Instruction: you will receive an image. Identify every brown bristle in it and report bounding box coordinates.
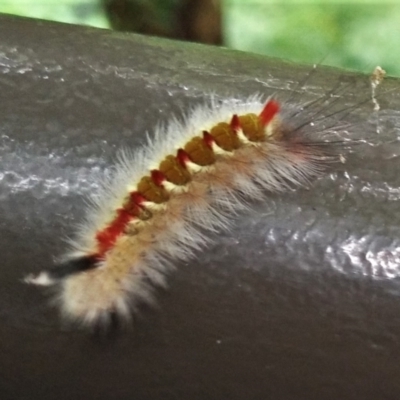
[159,155,191,185]
[239,114,264,141]
[184,136,216,166]
[137,176,169,203]
[210,122,239,151]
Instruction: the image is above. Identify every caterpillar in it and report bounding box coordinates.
[25,89,354,328]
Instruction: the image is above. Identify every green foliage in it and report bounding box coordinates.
[225,1,400,76]
[0,0,108,28]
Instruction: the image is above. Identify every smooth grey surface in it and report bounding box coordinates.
[1,14,400,400]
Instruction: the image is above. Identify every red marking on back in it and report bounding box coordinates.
[129,191,146,205]
[95,191,147,255]
[259,100,280,126]
[151,170,165,186]
[202,131,214,148]
[177,148,190,167]
[96,209,133,255]
[230,114,240,132]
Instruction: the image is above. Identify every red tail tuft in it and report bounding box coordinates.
[259,100,280,126]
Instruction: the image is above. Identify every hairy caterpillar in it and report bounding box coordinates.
[24,86,358,328]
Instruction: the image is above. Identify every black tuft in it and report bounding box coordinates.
[48,255,99,281]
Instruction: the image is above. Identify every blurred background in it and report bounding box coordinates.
[0,0,399,76]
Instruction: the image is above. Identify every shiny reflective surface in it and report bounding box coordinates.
[1,14,400,400]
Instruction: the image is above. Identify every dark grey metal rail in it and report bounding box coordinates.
[1,14,400,400]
